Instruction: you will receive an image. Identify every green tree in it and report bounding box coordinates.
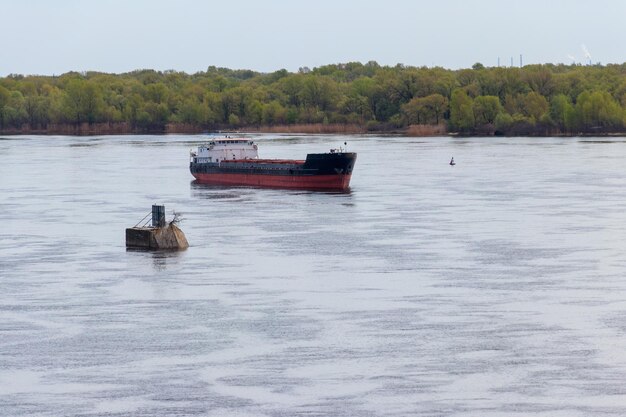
[0,86,9,128]
[228,113,240,126]
[177,97,205,124]
[299,76,338,111]
[495,112,513,132]
[262,101,286,124]
[145,82,169,103]
[520,91,549,122]
[523,66,553,96]
[472,95,502,125]
[575,90,623,131]
[62,79,104,124]
[402,94,448,124]
[23,95,49,127]
[550,94,574,132]
[449,89,474,130]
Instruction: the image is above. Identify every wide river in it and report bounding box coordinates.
[2,134,626,416]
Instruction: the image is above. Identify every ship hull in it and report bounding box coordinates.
[190,152,356,190]
[191,172,352,190]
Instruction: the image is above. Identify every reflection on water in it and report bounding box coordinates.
[190,180,353,198]
[3,134,626,416]
[126,248,185,270]
[190,181,259,201]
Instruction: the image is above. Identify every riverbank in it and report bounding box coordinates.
[0,122,445,136]
[1,122,625,137]
[0,122,204,136]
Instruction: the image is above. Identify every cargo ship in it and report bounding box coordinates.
[189,137,356,190]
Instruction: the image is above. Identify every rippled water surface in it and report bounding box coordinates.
[3,134,626,416]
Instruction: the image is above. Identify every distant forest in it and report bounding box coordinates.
[2,61,626,135]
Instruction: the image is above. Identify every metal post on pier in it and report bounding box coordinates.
[152,205,165,227]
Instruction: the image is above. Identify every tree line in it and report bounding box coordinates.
[2,61,626,135]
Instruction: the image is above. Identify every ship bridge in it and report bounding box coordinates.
[192,138,258,163]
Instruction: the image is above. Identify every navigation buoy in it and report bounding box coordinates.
[450,157,455,166]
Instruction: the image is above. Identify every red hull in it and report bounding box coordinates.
[192,172,352,190]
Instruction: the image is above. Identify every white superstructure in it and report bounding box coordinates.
[191,138,258,163]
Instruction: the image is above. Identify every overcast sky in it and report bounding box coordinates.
[1,0,625,76]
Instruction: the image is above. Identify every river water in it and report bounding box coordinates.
[2,134,626,416]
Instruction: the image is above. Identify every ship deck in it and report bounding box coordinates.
[222,159,306,165]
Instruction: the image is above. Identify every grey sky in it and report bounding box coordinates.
[1,0,625,76]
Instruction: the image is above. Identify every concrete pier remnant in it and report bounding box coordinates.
[126,205,189,250]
